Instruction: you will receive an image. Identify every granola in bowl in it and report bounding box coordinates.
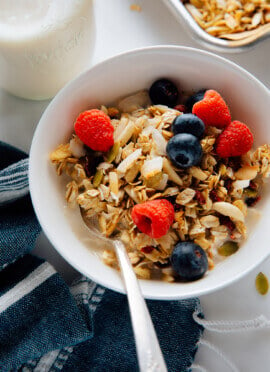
[50,78,270,283]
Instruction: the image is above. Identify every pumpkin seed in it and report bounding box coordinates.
[255,272,269,295]
[93,169,103,188]
[105,142,120,163]
[243,188,257,198]
[217,241,239,257]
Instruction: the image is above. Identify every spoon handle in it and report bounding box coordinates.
[114,240,168,372]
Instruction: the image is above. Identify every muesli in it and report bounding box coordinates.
[184,0,270,39]
[50,78,270,282]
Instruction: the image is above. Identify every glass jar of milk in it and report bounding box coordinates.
[0,0,95,100]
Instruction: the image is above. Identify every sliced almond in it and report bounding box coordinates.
[152,129,167,156]
[234,165,259,180]
[125,161,141,183]
[117,120,135,147]
[117,149,142,175]
[163,158,183,186]
[233,200,247,217]
[213,202,245,222]
[124,185,141,204]
[109,172,119,195]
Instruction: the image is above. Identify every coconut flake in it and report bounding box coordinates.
[233,180,250,190]
[97,162,114,171]
[155,174,168,191]
[69,136,86,158]
[117,149,142,175]
[152,129,167,156]
[118,90,150,113]
[141,157,163,179]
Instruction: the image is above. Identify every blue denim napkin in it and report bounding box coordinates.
[0,141,203,372]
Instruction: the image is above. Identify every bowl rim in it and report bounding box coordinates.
[29,45,270,300]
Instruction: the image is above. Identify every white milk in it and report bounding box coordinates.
[0,0,95,100]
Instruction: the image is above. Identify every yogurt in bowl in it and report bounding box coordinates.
[29,46,270,299]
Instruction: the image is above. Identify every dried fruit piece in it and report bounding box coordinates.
[210,189,222,202]
[82,155,103,178]
[174,104,186,113]
[218,241,239,256]
[195,190,206,205]
[219,215,236,233]
[245,196,261,207]
[141,246,155,254]
[255,272,269,295]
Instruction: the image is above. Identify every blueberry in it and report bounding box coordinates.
[172,113,205,138]
[185,89,207,112]
[171,242,208,281]
[166,133,202,168]
[149,78,179,107]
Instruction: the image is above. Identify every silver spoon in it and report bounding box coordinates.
[81,211,168,372]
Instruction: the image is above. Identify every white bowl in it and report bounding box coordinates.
[29,46,270,300]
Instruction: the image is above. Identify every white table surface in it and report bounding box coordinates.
[1,1,270,371]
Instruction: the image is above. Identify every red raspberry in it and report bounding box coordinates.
[74,109,114,152]
[216,120,253,158]
[131,199,174,239]
[192,90,231,128]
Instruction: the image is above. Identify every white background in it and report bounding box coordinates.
[1,1,270,371]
